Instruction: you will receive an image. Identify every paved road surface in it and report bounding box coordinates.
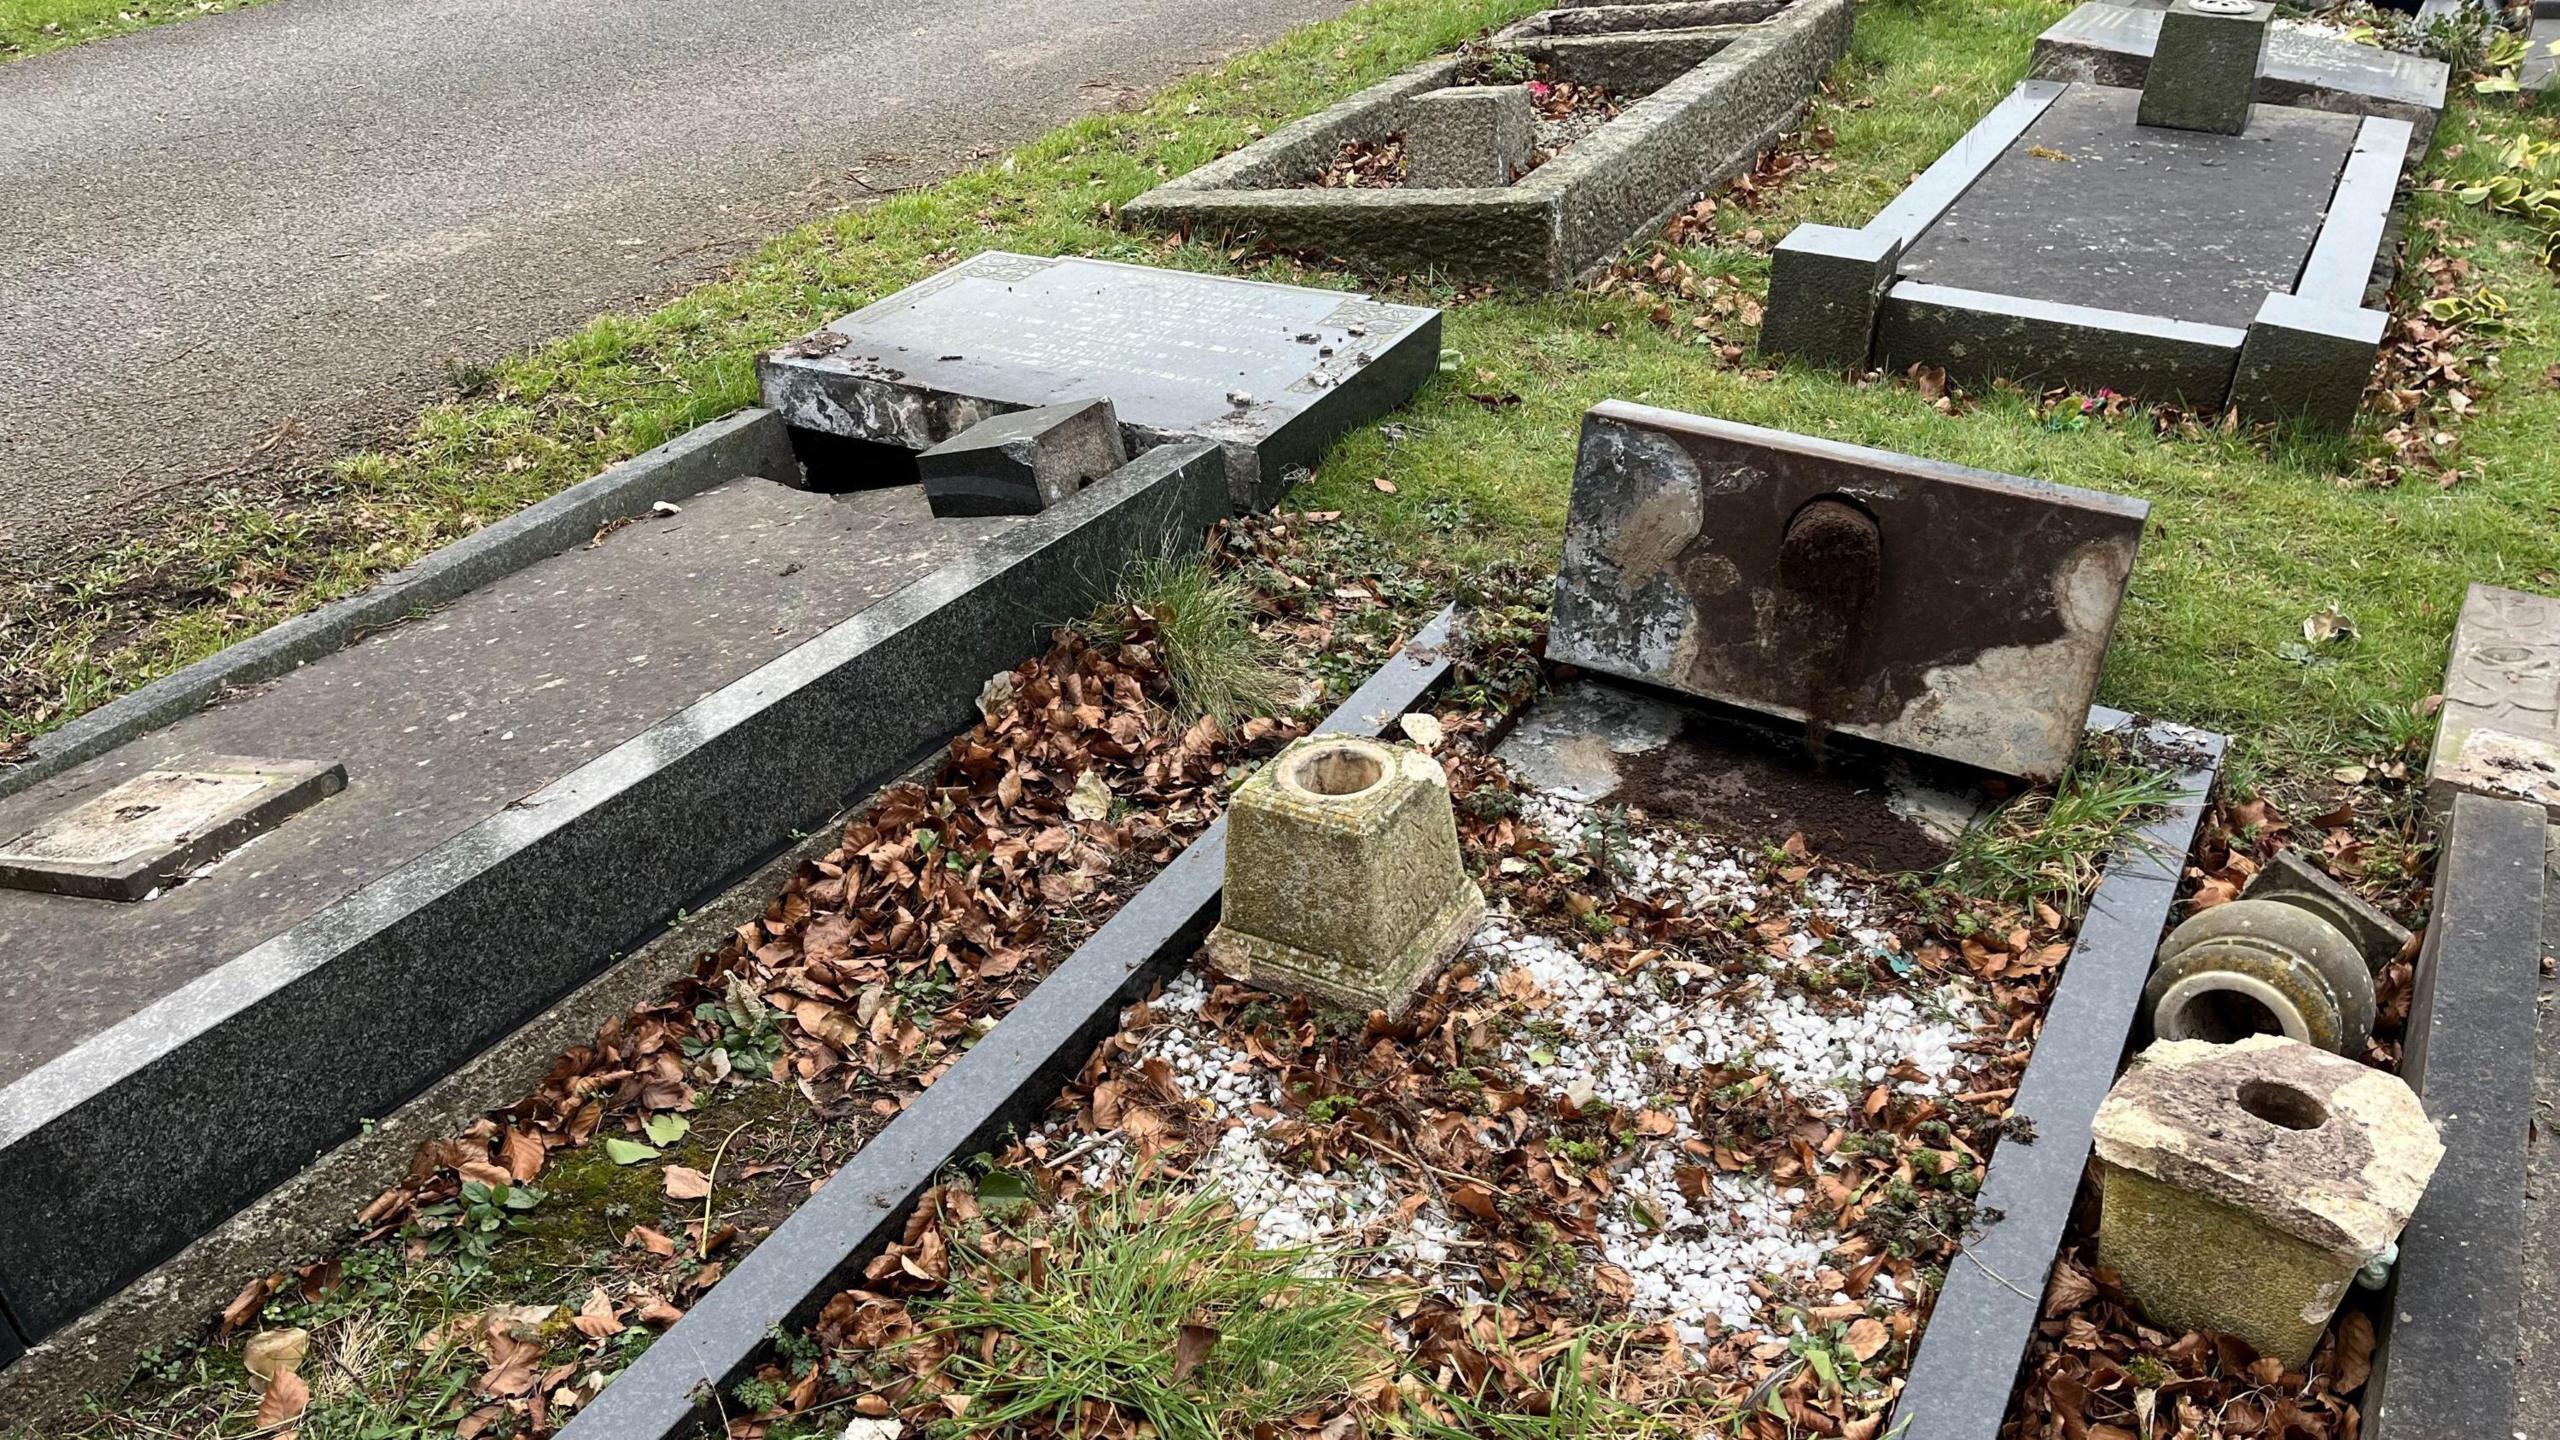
[0,0,1348,571]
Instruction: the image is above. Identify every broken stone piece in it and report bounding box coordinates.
[1402,84,1535,189]
[2137,0,2272,135]
[1206,735,1484,1015]
[2092,1035,2440,1366]
[2246,849,2412,969]
[0,757,347,902]
[916,398,1128,518]
[2424,583,2560,820]
[2144,897,2374,1054]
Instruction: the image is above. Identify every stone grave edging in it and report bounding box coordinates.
[554,606,1459,1440]
[1889,709,2229,1440]
[0,407,801,804]
[1118,0,1852,287]
[0,441,1231,1352]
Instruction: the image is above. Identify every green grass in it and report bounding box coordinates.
[1936,739,2188,914]
[9,0,2560,796]
[907,1188,1389,1439]
[1086,556,1292,730]
[0,0,261,62]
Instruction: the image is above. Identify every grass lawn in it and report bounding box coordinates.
[0,0,260,62]
[7,0,2559,794]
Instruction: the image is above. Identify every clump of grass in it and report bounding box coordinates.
[1400,1328,1692,1438]
[1087,556,1291,731]
[1934,742,2186,915]
[913,1188,1388,1440]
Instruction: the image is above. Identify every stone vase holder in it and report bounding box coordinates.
[2143,896,2376,1054]
[1206,734,1484,1015]
[2092,1035,2442,1367]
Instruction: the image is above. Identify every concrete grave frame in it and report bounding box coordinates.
[1761,79,2413,430]
[0,440,1231,1355]
[1116,0,1852,288]
[554,608,1459,1440]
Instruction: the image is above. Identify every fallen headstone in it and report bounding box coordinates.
[1548,401,2145,782]
[759,252,1440,512]
[2425,583,2560,819]
[917,399,1127,517]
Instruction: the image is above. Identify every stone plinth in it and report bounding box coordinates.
[918,399,1127,517]
[1206,735,1483,1015]
[2426,583,2560,819]
[2139,0,2272,135]
[1404,85,1534,189]
[2093,1035,2441,1366]
[1549,401,2146,783]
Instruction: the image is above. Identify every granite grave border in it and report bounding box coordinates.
[554,606,1458,1440]
[0,408,802,804]
[1116,0,1852,287]
[1763,77,2414,429]
[0,441,1231,1352]
[1888,708,2227,1440]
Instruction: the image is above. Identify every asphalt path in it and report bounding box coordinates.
[0,0,1350,570]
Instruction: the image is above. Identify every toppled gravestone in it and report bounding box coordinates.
[2425,582,2560,819]
[2093,1034,2442,1367]
[1547,400,2146,782]
[1206,734,1484,1015]
[917,399,1127,517]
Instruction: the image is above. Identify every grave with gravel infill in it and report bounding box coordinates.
[1116,0,1851,287]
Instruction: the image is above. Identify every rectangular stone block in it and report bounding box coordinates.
[2230,291,2387,434]
[1549,401,2147,782]
[1759,224,1900,370]
[1403,84,1534,189]
[758,252,1440,512]
[0,759,345,902]
[2139,0,2272,135]
[2368,791,2543,1440]
[2249,848,2412,968]
[918,399,1128,518]
[2426,584,2560,820]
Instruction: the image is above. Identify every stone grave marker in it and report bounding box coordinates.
[1404,85,1534,188]
[2137,0,2272,135]
[1549,401,2146,782]
[2425,583,2560,818]
[0,758,344,902]
[759,252,1440,512]
[917,398,1127,517]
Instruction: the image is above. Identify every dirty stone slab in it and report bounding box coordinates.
[0,479,1011,1087]
[2030,2,2447,147]
[2425,583,2560,820]
[0,759,346,903]
[758,252,1440,511]
[1896,83,2362,331]
[1548,401,2146,783]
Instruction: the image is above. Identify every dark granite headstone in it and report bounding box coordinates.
[1549,401,2147,782]
[2138,0,2273,135]
[2033,2,2447,147]
[759,253,1441,512]
[0,758,345,902]
[918,399,1128,518]
[2426,583,2560,819]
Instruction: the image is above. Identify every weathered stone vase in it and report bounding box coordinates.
[2091,1035,2442,1367]
[1206,734,1484,1015]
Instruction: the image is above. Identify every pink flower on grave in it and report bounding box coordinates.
[1528,81,1552,100]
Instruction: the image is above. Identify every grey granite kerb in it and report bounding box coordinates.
[0,441,1231,1346]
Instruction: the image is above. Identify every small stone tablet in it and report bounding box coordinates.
[0,757,346,901]
[1403,85,1534,189]
[2138,0,2273,135]
[2425,582,2560,818]
[917,398,1128,517]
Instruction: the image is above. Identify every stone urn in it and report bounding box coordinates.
[1206,734,1484,1015]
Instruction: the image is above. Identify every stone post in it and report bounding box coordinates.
[2138,0,2274,135]
[1403,85,1535,190]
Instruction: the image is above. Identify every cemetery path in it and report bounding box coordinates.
[0,0,1348,572]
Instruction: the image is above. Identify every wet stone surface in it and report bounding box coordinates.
[1897,83,2360,329]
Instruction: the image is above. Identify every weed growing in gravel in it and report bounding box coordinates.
[1931,745,2185,916]
[1401,1328,1686,1438]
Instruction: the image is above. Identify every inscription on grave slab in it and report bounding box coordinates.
[758,252,1440,511]
[0,757,346,901]
[2426,583,2560,818]
[1549,402,2147,782]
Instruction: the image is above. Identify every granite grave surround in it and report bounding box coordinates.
[757,253,1440,513]
[2030,2,2447,149]
[1549,401,2147,783]
[554,608,1458,1440]
[0,442,1230,1353]
[1114,0,1851,288]
[1761,75,2414,429]
[2365,792,2543,1440]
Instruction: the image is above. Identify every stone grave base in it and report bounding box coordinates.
[1118,0,1851,287]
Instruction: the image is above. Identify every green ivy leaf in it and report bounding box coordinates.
[604,1138,662,1166]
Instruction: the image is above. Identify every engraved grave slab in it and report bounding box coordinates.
[1549,401,2147,782]
[0,757,345,902]
[2425,583,2560,819]
[2032,1,2448,146]
[758,253,1440,512]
